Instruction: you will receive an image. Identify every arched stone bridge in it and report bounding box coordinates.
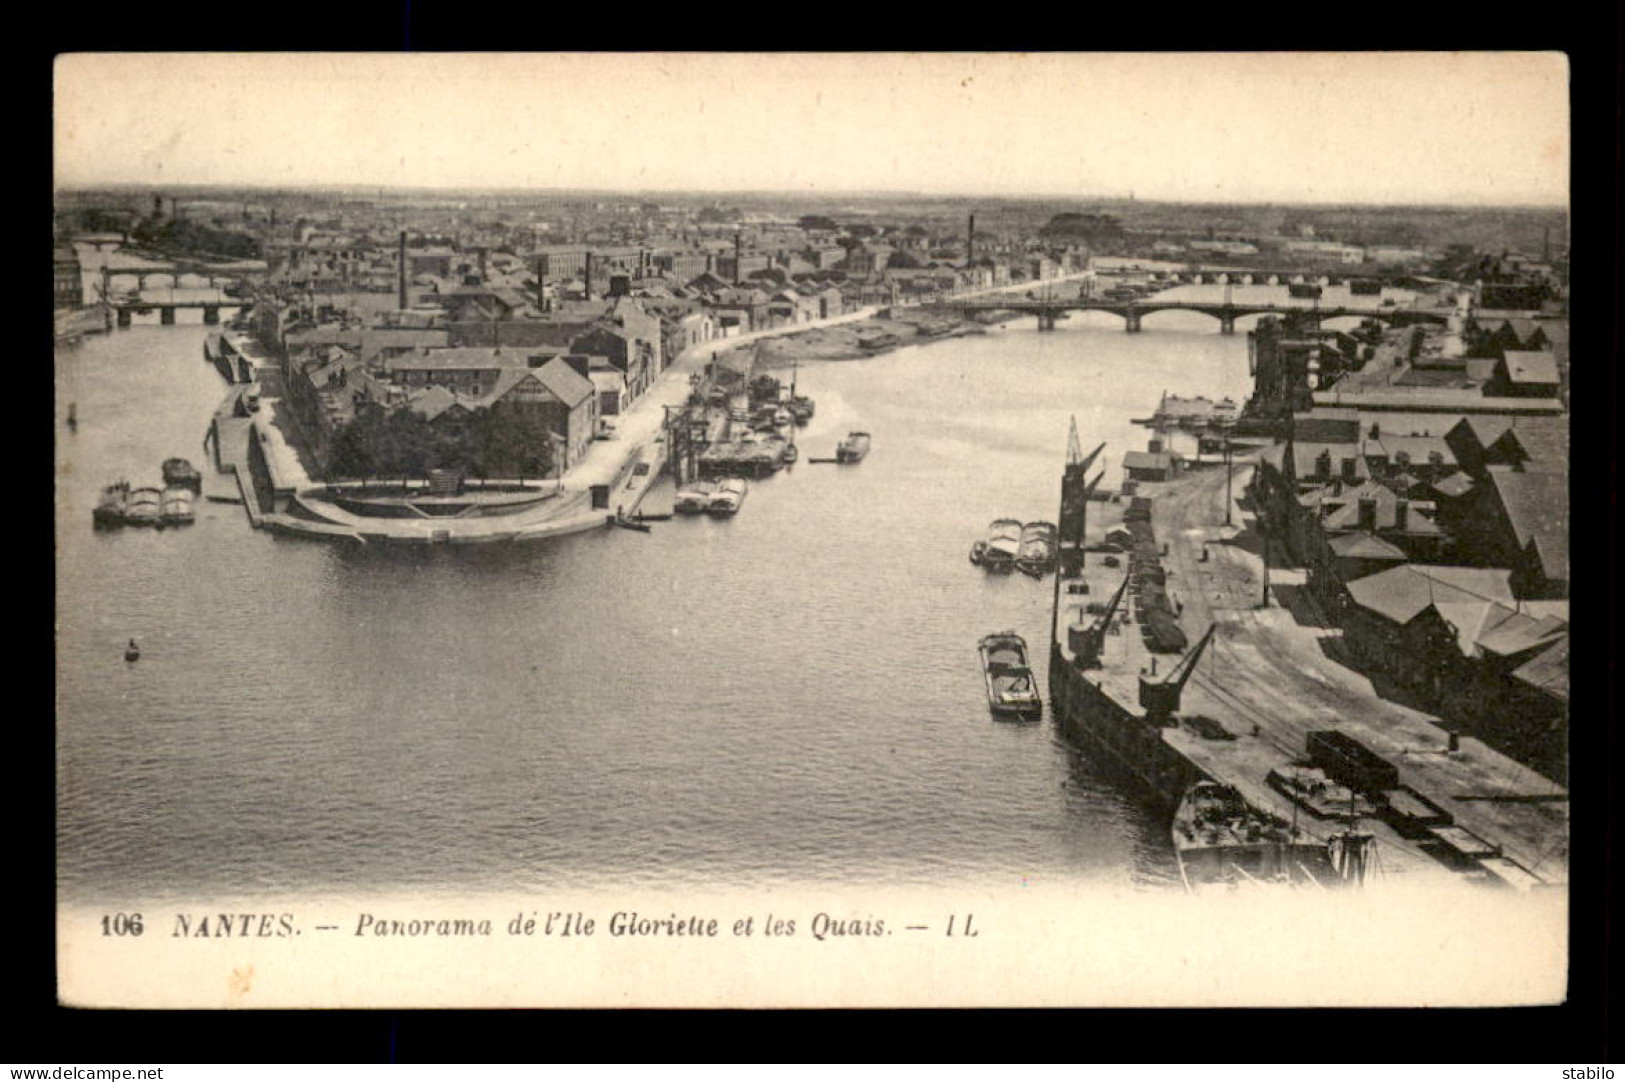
[928,297,1452,334]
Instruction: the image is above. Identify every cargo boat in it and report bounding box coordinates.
[675,481,719,513]
[1172,780,1344,891]
[978,632,1042,719]
[1015,521,1058,577]
[124,487,163,527]
[93,482,130,529]
[161,486,196,526]
[162,457,203,493]
[836,432,871,463]
[978,518,1023,573]
[707,478,748,516]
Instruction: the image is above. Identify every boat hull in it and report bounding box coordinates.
[980,634,1043,719]
[1175,841,1341,892]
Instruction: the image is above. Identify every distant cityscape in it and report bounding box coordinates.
[56,183,1570,891]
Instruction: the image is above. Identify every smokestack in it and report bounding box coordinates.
[583,251,594,299]
[536,259,547,314]
[734,232,743,284]
[478,248,488,282]
[398,231,408,311]
[967,213,975,269]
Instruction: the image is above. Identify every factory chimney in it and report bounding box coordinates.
[966,213,975,269]
[583,251,594,300]
[398,231,408,311]
[478,247,488,283]
[536,259,548,314]
[734,232,743,284]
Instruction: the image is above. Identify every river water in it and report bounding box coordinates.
[56,289,1299,908]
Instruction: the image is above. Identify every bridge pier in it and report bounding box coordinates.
[1219,314,1236,335]
[116,307,132,328]
[160,306,176,326]
[203,305,220,325]
[1124,311,1142,333]
[1037,309,1057,332]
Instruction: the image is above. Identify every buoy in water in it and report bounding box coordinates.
[124,639,140,662]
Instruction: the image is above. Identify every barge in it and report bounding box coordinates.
[977,518,1023,573]
[836,432,871,463]
[978,632,1042,720]
[1172,780,1352,891]
[707,478,748,516]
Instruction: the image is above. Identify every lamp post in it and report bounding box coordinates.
[1224,435,1233,527]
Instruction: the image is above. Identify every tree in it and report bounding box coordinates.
[847,224,878,239]
[1039,212,1124,248]
[798,215,839,233]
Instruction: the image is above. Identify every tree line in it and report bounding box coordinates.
[328,402,556,481]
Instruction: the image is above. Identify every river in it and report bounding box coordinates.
[56,291,1285,908]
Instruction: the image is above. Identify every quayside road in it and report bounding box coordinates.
[1143,460,1568,882]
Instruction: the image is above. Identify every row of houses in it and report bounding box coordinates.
[1250,310,1569,779]
[275,287,700,476]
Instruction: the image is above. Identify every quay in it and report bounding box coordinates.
[1046,437,1567,892]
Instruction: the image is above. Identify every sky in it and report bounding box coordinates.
[53,52,1570,205]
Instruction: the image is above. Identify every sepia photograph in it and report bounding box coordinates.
[52,51,1576,1011]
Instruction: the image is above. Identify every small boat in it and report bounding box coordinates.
[1172,781,1347,893]
[782,441,799,465]
[981,518,1023,573]
[161,457,203,493]
[123,487,163,527]
[674,480,719,514]
[978,632,1042,719]
[124,639,140,663]
[160,486,195,526]
[67,402,77,429]
[707,477,748,516]
[836,432,871,463]
[787,360,814,424]
[93,481,129,529]
[1015,521,1058,577]
[969,540,989,565]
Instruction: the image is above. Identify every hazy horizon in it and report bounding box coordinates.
[54,53,1569,207]
[53,179,1571,213]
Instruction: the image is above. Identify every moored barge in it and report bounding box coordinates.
[979,632,1042,719]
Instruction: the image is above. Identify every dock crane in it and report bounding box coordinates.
[1138,623,1217,726]
[1070,572,1131,670]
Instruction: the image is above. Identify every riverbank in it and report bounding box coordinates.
[729,307,996,368]
[55,305,111,345]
